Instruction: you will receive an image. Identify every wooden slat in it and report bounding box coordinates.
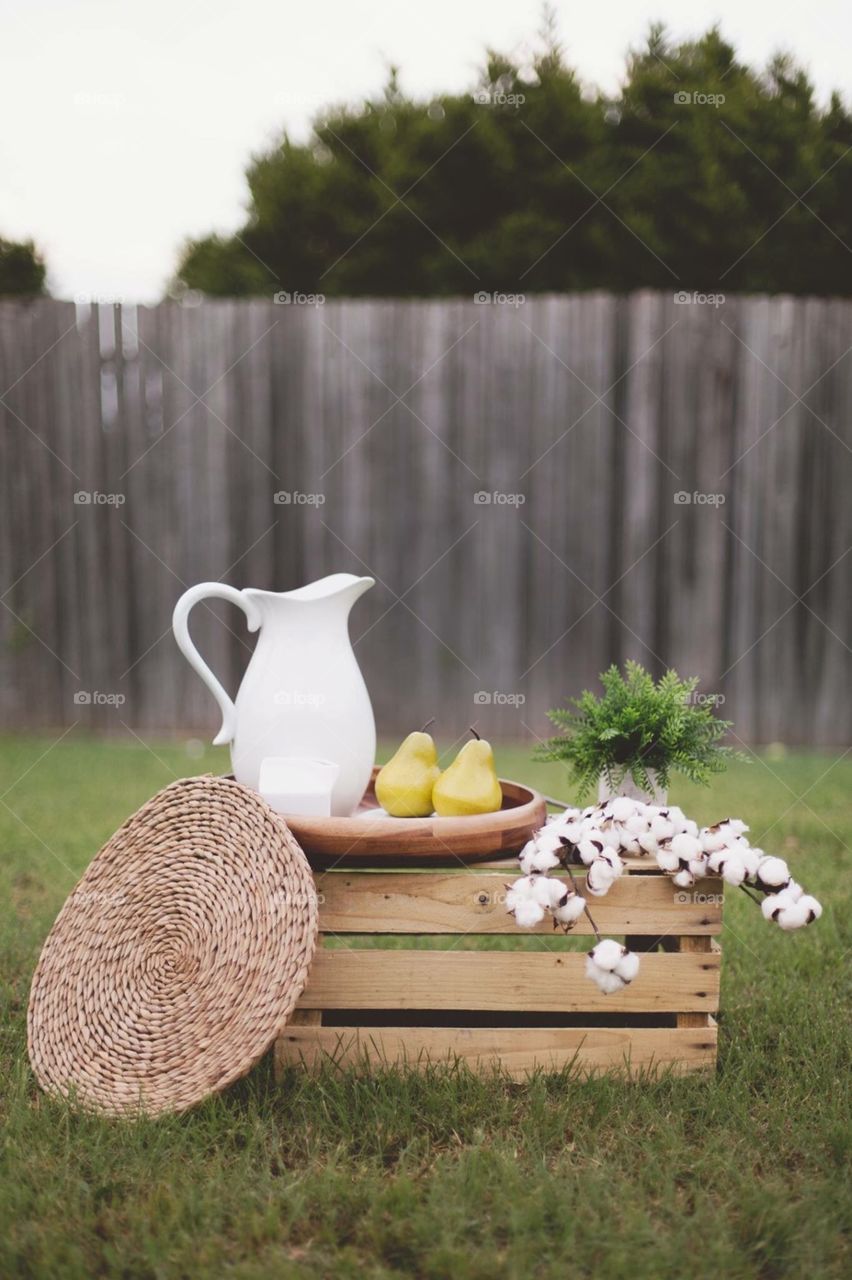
[275,1018,718,1079]
[2,292,850,746]
[297,949,720,1013]
[314,872,723,935]
[677,934,714,1027]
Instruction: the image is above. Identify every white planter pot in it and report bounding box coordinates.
[597,770,668,807]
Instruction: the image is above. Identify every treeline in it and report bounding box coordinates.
[175,25,852,299]
[0,239,46,297]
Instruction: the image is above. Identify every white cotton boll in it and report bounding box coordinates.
[554,894,586,926]
[785,880,804,901]
[598,827,622,851]
[683,819,700,839]
[739,846,761,878]
[667,806,687,829]
[598,848,622,872]
[590,967,626,994]
[589,938,625,971]
[514,898,546,928]
[650,816,674,840]
[638,832,659,856]
[774,895,821,930]
[535,828,566,853]
[625,814,648,836]
[725,819,749,837]
[518,841,539,875]
[656,848,681,873]
[671,833,702,861]
[578,838,604,866]
[547,808,578,827]
[701,827,728,853]
[563,820,584,844]
[505,877,538,912]
[586,859,617,896]
[719,856,747,887]
[689,856,709,879]
[757,856,790,889]
[609,797,636,822]
[529,846,562,873]
[775,901,811,930]
[532,876,569,910]
[761,892,784,921]
[614,949,640,983]
[673,868,694,888]
[797,893,822,921]
[760,888,799,921]
[622,836,642,855]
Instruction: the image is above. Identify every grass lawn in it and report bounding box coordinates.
[1,733,850,1278]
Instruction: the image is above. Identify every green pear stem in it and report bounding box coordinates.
[419,718,436,733]
[469,726,481,740]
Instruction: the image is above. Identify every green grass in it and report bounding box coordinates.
[1,733,850,1279]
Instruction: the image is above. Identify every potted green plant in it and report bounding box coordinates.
[535,661,737,803]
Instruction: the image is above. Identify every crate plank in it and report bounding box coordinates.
[677,935,714,1027]
[315,872,723,935]
[275,1019,718,1079]
[297,949,719,1013]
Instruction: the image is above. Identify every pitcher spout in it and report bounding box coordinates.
[245,574,374,609]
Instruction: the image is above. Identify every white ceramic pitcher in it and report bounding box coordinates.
[172,574,376,816]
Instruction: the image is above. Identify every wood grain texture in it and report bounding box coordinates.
[289,772,546,862]
[313,871,723,935]
[296,949,720,1013]
[275,1018,718,1079]
[4,293,849,743]
[676,934,714,1027]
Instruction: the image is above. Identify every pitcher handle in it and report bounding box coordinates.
[172,584,262,746]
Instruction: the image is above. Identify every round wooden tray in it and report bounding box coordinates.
[283,768,546,865]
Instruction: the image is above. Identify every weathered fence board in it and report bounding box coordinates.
[1,292,850,743]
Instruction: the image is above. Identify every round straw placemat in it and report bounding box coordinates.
[28,775,318,1116]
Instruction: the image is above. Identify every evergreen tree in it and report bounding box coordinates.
[174,25,852,298]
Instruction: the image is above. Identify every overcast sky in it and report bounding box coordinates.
[2,0,849,301]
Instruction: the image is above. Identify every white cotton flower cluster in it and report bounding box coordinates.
[506,797,822,999]
[585,938,641,994]
[509,796,823,937]
[760,883,823,930]
[504,874,586,929]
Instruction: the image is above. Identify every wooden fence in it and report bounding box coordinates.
[1,293,850,744]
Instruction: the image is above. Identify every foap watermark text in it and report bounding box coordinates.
[673,91,725,108]
[474,290,525,308]
[73,690,126,707]
[274,491,325,506]
[474,691,526,707]
[674,291,725,307]
[74,490,125,506]
[274,291,325,306]
[474,490,525,506]
[674,490,725,507]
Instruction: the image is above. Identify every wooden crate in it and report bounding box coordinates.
[274,857,722,1080]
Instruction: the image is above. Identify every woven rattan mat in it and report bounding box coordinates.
[28,775,318,1115]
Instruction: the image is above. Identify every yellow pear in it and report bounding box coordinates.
[432,730,503,817]
[375,728,440,817]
